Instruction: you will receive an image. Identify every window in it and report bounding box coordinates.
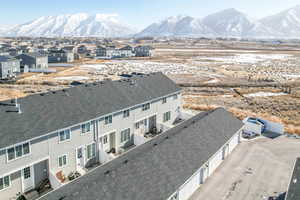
[105,115,112,125]
[121,128,131,143]
[142,103,150,111]
[123,110,130,118]
[87,143,96,159]
[7,142,30,161]
[0,175,10,191]
[58,155,67,167]
[81,122,91,134]
[102,135,108,144]
[173,94,178,100]
[135,119,147,129]
[162,97,167,104]
[163,111,171,122]
[59,130,71,142]
[135,122,140,129]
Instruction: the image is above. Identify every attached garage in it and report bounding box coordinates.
[208,149,223,176]
[229,132,240,153]
[179,171,201,200]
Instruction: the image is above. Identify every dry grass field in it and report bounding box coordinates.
[1,39,300,134]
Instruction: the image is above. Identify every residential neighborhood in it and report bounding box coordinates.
[1,1,300,200]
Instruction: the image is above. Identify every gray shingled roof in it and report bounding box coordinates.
[40,108,243,200]
[0,73,180,149]
[286,158,300,200]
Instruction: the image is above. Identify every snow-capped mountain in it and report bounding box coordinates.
[260,5,300,38]
[202,8,256,37]
[3,13,137,37]
[137,6,300,39]
[137,15,215,37]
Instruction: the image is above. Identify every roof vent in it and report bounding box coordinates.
[153,143,158,146]
[123,160,128,164]
[104,170,110,175]
[165,136,169,140]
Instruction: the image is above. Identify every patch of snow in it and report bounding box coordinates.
[244,92,287,97]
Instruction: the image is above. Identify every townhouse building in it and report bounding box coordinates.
[16,53,48,70]
[0,72,182,199]
[40,108,243,200]
[0,56,20,79]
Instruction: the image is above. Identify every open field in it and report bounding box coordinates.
[190,136,300,200]
[0,40,300,133]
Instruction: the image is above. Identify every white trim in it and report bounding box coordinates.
[21,165,35,193]
[120,128,131,143]
[58,129,72,143]
[0,174,11,192]
[76,145,85,169]
[58,154,68,168]
[0,91,181,151]
[6,142,31,163]
[86,142,96,161]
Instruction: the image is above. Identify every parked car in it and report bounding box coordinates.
[242,130,259,139]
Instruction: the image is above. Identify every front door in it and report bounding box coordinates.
[22,166,34,192]
[149,115,157,131]
[109,132,116,151]
[76,146,85,170]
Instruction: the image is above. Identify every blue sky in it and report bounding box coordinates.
[1,0,300,29]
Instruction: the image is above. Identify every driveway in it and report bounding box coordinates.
[189,136,300,200]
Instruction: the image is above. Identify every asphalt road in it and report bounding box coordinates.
[189,136,300,200]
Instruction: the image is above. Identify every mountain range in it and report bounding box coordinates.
[1,6,300,38]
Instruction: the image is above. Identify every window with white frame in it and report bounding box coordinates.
[7,142,30,161]
[162,97,167,104]
[87,143,96,159]
[163,111,171,122]
[135,119,147,129]
[59,130,71,142]
[0,175,10,191]
[142,103,150,111]
[123,110,130,118]
[58,155,67,167]
[81,122,91,134]
[121,128,131,143]
[105,115,112,125]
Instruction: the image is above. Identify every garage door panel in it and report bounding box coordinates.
[179,171,200,200]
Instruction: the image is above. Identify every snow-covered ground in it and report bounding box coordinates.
[79,61,205,75]
[244,92,287,97]
[55,76,89,81]
[197,53,292,64]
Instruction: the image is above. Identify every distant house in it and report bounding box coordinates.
[0,56,20,79]
[95,45,135,59]
[48,49,74,63]
[16,53,48,70]
[119,45,135,57]
[134,45,154,57]
[285,158,300,200]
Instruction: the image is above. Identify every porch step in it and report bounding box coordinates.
[24,190,39,200]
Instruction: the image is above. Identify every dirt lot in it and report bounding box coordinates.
[189,136,300,200]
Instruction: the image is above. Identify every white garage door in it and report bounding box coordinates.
[229,133,239,153]
[209,150,223,176]
[179,171,200,200]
